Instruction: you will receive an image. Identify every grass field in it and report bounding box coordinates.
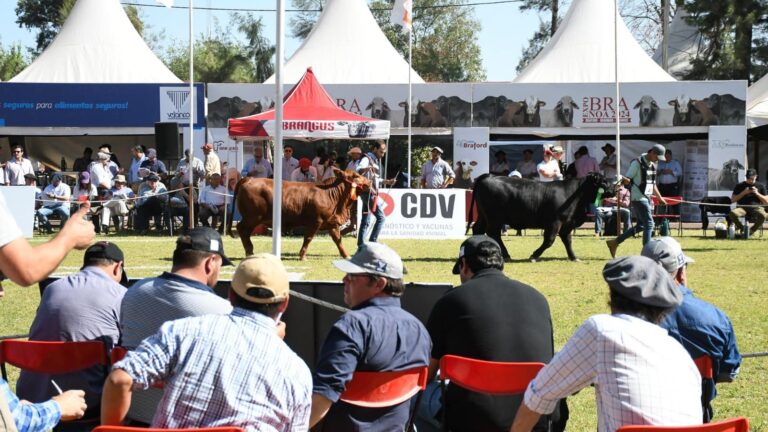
[1,229,766,431]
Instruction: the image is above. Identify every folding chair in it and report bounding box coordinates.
[616,416,749,431]
[339,367,428,432]
[693,356,715,423]
[94,427,245,432]
[0,339,109,381]
[652,196,683,236]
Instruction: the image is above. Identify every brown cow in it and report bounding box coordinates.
[232,168,370,260]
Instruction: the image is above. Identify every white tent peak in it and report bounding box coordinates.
[11,0,181,83]
[514,0,675,83]
[264,0,424,84]
[652,7,705,80]
[747,73,768,128]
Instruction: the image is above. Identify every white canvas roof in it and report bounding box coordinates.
[10,0,181,83]
[747,74,768,128]
[652,8,704,80]
[264,0,423,84]
[514,0,675,83]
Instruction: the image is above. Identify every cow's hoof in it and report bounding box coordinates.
[571,258,581,262]
[299,256,307,261]
[529,257,538,263]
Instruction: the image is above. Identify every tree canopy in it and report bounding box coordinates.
[0,41,29,80]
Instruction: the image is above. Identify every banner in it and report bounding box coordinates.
[0,187,36,238]
[707,126,747,197]
[358,189,466,239]
[453,127,490,188]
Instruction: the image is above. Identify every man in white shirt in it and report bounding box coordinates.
[242,146,273,178]
[511,256,702,432]
[420,147,455,189]
[281,144,299,181]
[201,143,221,180]
[6,145,35,186]
[346,147,363,172]
[101,175,135,234]
[90,151,114,191]
[36,174,72,233]
[291,158,318,183]
[516,149,538,179]
[198,173,228,232]
[537,148,562,182]
[176,149,205,187]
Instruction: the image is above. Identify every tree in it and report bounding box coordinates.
[233,13,275,82]
[289,0,486,82]
[0,41,29,80]
[515,0,564,73]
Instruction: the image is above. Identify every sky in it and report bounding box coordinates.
[0,0,542,82]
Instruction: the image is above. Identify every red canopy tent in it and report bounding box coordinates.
[228,68,390,141]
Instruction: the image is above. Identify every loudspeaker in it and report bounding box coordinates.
[154,122,181,160]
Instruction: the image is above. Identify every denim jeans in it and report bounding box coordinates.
[596,207,631,235]
[36,205,70,231]
[617,199,654,245]
[358,191,385,246]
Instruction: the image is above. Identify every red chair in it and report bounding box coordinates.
[0,339,109,381]
[651,195,683,236]
[339,367,428,432]
[110,346,128,365]
[693,356,715,423]
[616,416,749,431]
[94,427,245,432]
[439,355,544,395]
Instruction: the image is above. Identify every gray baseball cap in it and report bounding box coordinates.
[603,255,682,308]
[641,237,694,274]
[650,144,666,155]
[333,242,405,279]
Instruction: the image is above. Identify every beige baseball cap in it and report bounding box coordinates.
[231,253,290,304]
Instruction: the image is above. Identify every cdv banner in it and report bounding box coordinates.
[358,189,466,239]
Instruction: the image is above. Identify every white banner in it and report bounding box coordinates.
[453,128,490,189]
[159,86,199,124]
[1,187,36,238]
[359,189,466,239]
[707,126,747,197]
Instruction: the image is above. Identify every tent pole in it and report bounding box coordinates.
[614,0,622,236]
[407,27,413,187]
[187,0,195,230]
[273,0,285,257]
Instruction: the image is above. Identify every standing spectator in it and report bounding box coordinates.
[490,150,510,176]
[599,143,617,180]
[117,227,233,425]
[511,256,702,432]
[419,236,565,432]
[642,237,741,422]
[516,149,538,179]
[90,150,115,191]
[573,146,600,179]
[139,149,168,180]
[201,143,221,179]
[102,254,311,431]
[17,242,127,418]
[356,141,394,246]
[198,173,227,231]
[537,147,562,182]
[606,144,667,257]
[176,149,205,187]
[291,158,318,183]
[72,147,93,175]
[310,243,431,430]
[280,144,299,181]
[5,145,35,186]
[98,144,121,175]
[100,175,135,233]
[340,147,364,237]
[312,147,328,180]
[241,145,273,178]
[128,145,147,187]
[346,147,363,172]
[318,152,339,183]
[135,174,167,233]
[420,147,455,189]
[657,149,682,197]
[727,168,767,236]
[37,174,72,234]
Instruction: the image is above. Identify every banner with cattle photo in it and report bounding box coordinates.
[358,189,467,239]
[453,128,490,189]
[707,126,747,197]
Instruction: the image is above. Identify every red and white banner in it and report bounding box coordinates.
[358,189,466,239]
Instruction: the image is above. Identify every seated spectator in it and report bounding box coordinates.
[25,174,42,230]
[138,149,168,181]
[102,254,312,430]
[198,173,227,232]
[727,168,767,235]
[135,174,167,233]
[291,158,318,183]
[17,242,127,421]
[169,175,197,233]
[37,174,71,234]
[595,184,631,237]
[100,175,135,233]
[72,171,97,211]
[642,237,741,422]
[310,243,431,430]
[511,256,702,432]
[241,146,273,178]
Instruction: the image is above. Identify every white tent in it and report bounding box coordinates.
[10,0,180,83]
[652,8,705,80]
[747,74,768,128]
[514,0,675,83]
[264,0,423,84]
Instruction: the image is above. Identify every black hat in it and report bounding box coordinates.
[83,241,128,286]
[746,168,757,178]
[146,173,160,182]
[176,227,233,266]
[577,145,589,155]
[23,173,37,181]
[452,235,501,275]
[602,256,682,308]
[601,143,615,152]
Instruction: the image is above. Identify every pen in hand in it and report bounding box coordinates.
[51,380,63,395]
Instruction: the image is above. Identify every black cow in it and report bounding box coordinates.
[468,173,608,261]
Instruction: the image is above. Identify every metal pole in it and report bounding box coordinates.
[614,0,623,235]
[187,0,195,229]
[272,0,285,257]
[407,29,413,187]
[661,0,670,71]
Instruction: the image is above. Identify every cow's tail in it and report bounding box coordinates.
[227,177,247,238]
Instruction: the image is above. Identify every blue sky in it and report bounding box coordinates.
[0,0,542,81]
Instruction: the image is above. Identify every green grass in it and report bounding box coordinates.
[2,229,766,430]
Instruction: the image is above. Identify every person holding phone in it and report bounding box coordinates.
[727,168,768,235]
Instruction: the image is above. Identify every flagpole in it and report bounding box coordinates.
[407,27,412,188]
[273,0,285,257]
[188,0,195,229]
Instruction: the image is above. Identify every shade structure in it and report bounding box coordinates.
[748,73,768,128]
[228,68,390,141]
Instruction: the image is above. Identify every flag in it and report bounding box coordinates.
[390,0,412,32]
[156,0,174,7]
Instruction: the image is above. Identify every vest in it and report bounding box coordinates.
[636,156,657,197]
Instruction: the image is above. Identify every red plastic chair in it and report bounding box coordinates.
[616,416,749,431]
[693,356,714,380]
[693,355,715,423]
[339,367,428,432]
[439,355,545,395]
[110,346,128,365]
[95,427,245,432]
[0,339,109,381]
[651,195,683,236]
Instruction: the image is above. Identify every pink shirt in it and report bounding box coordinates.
[575,155,600,178]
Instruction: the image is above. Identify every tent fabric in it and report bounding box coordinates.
[652,8,705,80]
[11,0,181,83]
[747,73,768,128]
[263,0,423,84]
[229,68,390,141]
[514,0,675,83]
